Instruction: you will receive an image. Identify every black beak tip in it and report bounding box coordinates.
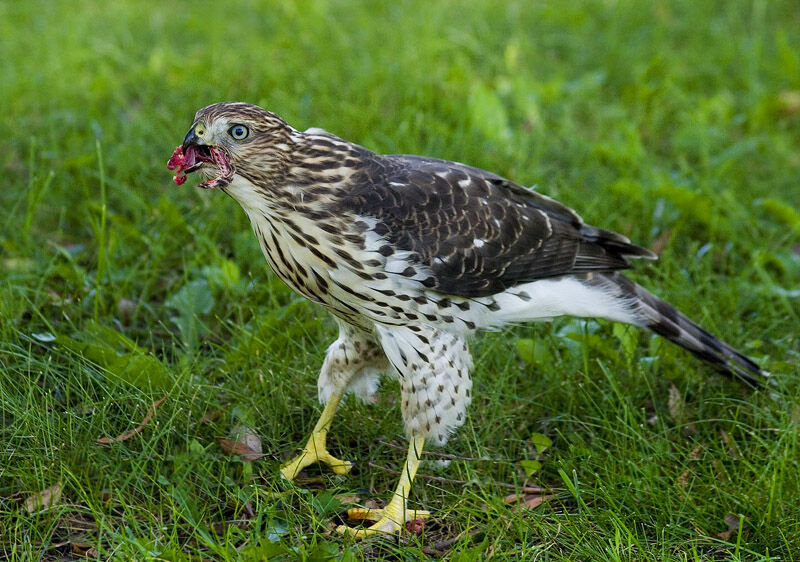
[182,128,200,152]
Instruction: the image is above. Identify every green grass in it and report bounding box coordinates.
[1,0,799,559]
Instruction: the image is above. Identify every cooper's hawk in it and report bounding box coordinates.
[168,102,769,538]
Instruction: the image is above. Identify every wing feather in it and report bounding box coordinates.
[341,153,655,298]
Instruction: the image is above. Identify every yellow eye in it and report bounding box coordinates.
[228,124,249,140]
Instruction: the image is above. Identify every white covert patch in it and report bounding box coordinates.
[477,277,636,328]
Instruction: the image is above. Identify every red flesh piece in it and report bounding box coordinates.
[167,144,232,188]
[167,145,189,185]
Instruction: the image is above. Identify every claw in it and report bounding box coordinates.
[335,435,428,540]
[280,438,353,480]
[281,392,352,480]
[337,506,430,538]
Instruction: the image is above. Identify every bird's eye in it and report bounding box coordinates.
[228,125,249,140]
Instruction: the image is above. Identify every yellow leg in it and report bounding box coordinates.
[336,435,430,538]
[281,392,352,480]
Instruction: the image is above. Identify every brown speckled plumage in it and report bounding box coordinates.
[174,102,769,533]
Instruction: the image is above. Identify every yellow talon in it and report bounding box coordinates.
[280,433,352,480]
[281,392,353,480]
[336,435,428,539]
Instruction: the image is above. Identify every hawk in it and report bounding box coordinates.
[168,102,769,538]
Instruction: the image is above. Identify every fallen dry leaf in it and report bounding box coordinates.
[363,499,383,511]
[96,396,167,444]
[720,430,739,458]
[194,406,227,426]
[778,90,800,117]
[668,383,684,422]
[234,425,262,461]
[220,426,262,461]
[335,494,361,504]
[71,542,99,558]
[715,513,743,541]
[504,492,556,512]
[24,483,62,513]
[677,469,691,490]
[651,228,673,256]
[219,439,262,460]
[116,297,136,321]
[688,444,703,461]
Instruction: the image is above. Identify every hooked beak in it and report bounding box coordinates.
[182,122,206,151]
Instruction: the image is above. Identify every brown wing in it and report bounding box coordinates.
[342,153,655,298]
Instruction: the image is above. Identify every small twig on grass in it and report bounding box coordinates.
[366,461,551,494]
[96,396,167,444]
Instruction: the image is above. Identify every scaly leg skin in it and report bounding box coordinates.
[337,435,430,538]
[281,392,353,480]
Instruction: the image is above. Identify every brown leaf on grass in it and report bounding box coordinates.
[71,542,99,558]
[778,91,800,117]
[219,439,262,460]
[196,407,226,425]
[24,483,62,513]
[116,297,136,321]
[720,430,739,458]
[651,228,673,256]
[504,492,556,512]
[96,396,167,444]
[688,444,703,461]
[668,383,684,422]
[220,425,262,461]
[363,499,382,511]
[676,469,691,490]
[334,494,361,504]
[715,513,743,541]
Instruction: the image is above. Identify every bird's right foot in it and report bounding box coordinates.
[280,431,353,480]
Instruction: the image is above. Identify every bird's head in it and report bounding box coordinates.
[168,102,294,189]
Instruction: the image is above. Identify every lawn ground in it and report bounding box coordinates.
[1,1,799,559]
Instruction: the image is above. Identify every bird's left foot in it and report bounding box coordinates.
[336,503,430,538]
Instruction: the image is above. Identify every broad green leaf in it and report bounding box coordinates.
[166,279,214,316]
[520,459,542,477]
[166,279,215,348]
[759,198,800,231]
[312,492,342,517]
[205,259,242,291]
[531,433,552,455]
[306,542,339,562]
[653,183,716,227]
[468,83,510,144]
[516,338,547,366]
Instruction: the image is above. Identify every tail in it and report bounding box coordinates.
[588,272,770,387]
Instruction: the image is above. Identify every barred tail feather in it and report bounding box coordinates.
[594,273,770,387]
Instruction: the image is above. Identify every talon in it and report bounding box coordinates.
[336,436,429,540]
[281,392,353,481]
[336,507,430,538]
[280,441,352,480]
